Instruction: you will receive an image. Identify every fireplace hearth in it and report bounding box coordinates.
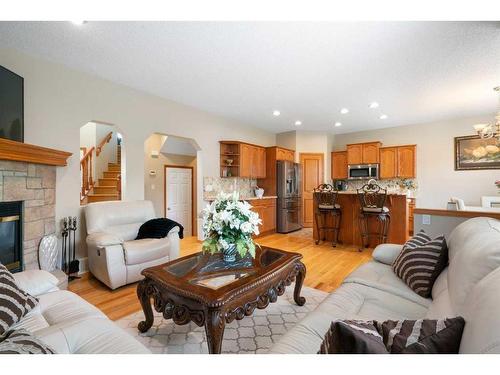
[0,201,22,272]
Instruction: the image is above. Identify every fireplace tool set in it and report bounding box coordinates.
[61,216,80,281]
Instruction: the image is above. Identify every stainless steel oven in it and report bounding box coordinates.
[348,164,379,180]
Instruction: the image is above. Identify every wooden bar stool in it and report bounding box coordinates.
[314,184,342,247]
[356,180,390,249]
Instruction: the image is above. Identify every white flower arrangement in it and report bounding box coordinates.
[202,192,261,259]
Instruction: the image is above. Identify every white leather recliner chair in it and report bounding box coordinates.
[84,200,180,289]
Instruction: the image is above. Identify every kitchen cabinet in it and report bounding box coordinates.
[408,198,416,236]
[397,145,417,178]
[347,144,363,164]
[347,142,381,164]
[379,145,416,179]
[252,198,277,236]
[257,147,295,195]
[276,147,295,162]
[331,151,348,179]
[380,147,398,179]
[220,141,266,178]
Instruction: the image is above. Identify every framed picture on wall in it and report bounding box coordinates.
[454,135,500,170]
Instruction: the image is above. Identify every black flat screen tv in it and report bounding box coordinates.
[0,65,24,142]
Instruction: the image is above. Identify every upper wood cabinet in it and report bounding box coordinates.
[257,146,295,195]
[347,144,363,164]
[362,142,381,164]
[380,147,398,179]
[379,145,417,179]
[397,145,417,178]
[220,141,266,178]
[276,147,295,162]
[347,142,381,164]
[331,151,348,179]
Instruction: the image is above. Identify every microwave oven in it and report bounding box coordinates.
[348,164,379,180]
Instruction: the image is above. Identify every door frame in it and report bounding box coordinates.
[163,165,195,237]
[299,153,324,227]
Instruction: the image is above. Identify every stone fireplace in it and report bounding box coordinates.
[0,161,57,270]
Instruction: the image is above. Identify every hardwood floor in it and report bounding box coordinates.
[68,229,373,321]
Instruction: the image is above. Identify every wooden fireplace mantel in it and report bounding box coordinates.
[0,138,72,166]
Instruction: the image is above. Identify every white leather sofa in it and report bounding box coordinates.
[11,270,149,353]
[271,217,500,354]
[84,200,180,289]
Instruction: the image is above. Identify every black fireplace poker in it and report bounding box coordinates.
[61,216,80,281]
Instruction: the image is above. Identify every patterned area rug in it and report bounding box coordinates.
[116,285,327,354]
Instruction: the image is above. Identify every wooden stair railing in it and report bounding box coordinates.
[96,131,113,157]
[80,146,95,200]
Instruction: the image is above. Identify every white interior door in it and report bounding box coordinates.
[165,167,192,236]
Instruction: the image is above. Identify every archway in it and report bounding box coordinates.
[79,121,125,205]
[144,133,201,236]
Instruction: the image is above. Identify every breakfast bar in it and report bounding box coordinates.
[313,191,410,247]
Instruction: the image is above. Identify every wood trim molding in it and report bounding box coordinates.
[414,208,500,220]
[0,138,72,166]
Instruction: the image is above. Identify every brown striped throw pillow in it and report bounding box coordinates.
[0,329,55,354]
[376,317,465,354]
[319,320,389,354]
[0,264,39,336]
[392,230,448,298]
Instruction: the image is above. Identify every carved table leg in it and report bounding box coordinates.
[137,279,154,333]
[293,261,306,306]
[204,309,225,354]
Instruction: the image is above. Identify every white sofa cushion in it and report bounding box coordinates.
[459,267,500,353]
[344,261,431,308]
[271,282,429,354]
[85,200,156,237]
[35,318,149,354]
[13,270,59,297]
[447,217,500,314]
[371,243,403,265]
[123,237,170,266]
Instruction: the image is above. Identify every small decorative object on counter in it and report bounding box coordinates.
[254,186,264,198]
[496,180,500,192]
[397,178,418,196]
[202,192,261,263]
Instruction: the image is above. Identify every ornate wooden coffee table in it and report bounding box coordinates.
[136,246,306,354]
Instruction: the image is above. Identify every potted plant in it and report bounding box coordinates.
[202,192,261,262]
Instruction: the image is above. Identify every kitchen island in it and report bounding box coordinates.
[313,191,410,247]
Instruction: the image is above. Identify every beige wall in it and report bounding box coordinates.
[277,130,334,182]
[144,134,197,235]
[0,48,275,261]
[333,115,498,208]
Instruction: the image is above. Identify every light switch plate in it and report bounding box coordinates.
[422,214,431,225]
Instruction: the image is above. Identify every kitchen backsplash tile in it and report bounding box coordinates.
[203,177,259,200]
[343,178,418,196]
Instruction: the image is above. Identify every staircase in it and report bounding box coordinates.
[81,133,122,205]
[85,162,121,203]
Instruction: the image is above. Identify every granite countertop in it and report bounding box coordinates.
[204,195,277,201]
[337,190,409,196]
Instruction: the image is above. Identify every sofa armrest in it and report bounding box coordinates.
[87,232,123,248]
[372,244,404,265]
[167,226,180,260]
[13,270,59,296]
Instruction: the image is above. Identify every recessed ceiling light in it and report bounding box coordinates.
[340,108,349,114]
[273,110,281,117]
[71,20,86,26]
[369,102,379,109]
[379,114,388,120]
[334,122,342,127]
[295,121,302,126]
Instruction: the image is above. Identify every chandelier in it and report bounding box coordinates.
[473,86,500,142]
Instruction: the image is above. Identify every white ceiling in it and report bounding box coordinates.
[0,21,499,134]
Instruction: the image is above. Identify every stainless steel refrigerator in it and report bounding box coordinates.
[276,160,302,233]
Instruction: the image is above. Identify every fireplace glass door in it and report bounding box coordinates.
[0,202,22,272]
